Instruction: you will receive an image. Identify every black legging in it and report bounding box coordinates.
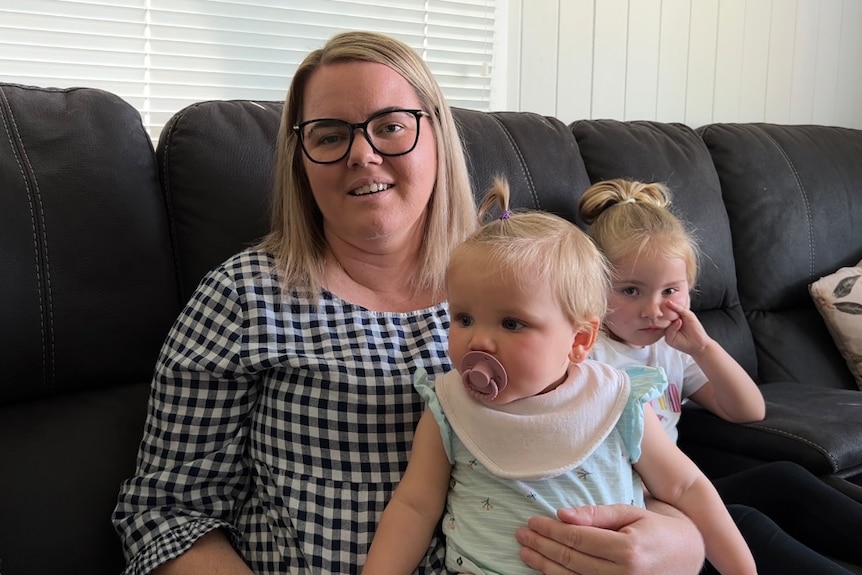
[701,461,862,575]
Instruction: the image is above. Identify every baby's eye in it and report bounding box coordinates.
[456,314,473,327]
[502,318,524,331]
[621,286,639,296]
[663,287,679,296]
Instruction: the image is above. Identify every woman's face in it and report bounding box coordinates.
[299,61,437,254]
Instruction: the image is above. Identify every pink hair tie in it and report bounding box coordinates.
[461,351,508,401]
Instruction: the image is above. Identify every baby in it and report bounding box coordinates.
[361,178,755,575]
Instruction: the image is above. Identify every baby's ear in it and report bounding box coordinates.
[569,318,600,363]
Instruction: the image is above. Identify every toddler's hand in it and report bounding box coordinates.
[663,300,711,356]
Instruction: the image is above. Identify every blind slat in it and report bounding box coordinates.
[1,0,496,139]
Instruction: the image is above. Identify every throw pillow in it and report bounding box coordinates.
[809,260,862,390]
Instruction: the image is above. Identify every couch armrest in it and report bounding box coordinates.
[678,382,862,478]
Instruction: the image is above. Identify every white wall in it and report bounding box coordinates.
[503,0,862,129]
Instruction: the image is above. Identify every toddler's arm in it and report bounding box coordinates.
[636,405,757,575]
[664,299,765,423]
[361,409,452,575]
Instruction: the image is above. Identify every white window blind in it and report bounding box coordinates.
[0,0,496,138]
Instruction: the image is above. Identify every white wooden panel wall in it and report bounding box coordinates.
[625,0,661,120]
[656,0,690,121]
[519,0,559,114]
[835,0,862,127]
[510,0,862,128]
[592,0,628,118]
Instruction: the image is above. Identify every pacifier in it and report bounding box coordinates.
[461,351,508,401]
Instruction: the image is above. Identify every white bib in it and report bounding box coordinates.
[436,361,630,480]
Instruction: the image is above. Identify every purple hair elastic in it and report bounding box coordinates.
[499,210,511,220]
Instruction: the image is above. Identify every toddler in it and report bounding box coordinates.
[582,178,862,575]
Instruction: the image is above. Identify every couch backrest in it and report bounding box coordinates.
[0,83,178,401]
[157,102,592,303]
[0,83,177,574]
[570,119,758,381]
[453,108,592,221]
[700,123,862,389]
[157,99,283,302]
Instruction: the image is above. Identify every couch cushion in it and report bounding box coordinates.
[679,382,862,478]
[0,382,150,575]
[157,99,282,303]
[0,83,178,402]
[679,123,862,479]
[698,122,862,390]
[453,109,591,221]
[570,119,757,378]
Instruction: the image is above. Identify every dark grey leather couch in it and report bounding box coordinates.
[2,82,861,574]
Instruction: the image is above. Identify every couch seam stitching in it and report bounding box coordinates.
[158,106,187,301]
[758,127,814,278]
[0,86,55,387]
[747,423,839,470]
[488,114,540,209]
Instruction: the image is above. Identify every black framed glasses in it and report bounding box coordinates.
[294,109,428,164]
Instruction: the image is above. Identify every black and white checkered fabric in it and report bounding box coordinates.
[113,249,451,574]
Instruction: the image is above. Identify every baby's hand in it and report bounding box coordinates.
[663,300,711,356]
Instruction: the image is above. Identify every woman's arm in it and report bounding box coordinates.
[113,268,259,573]
[361,409,452,575]
[152,530,253,575]
[515,501,705,575]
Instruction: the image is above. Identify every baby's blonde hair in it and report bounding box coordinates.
[578,179,698,286]
[449,177,610,332]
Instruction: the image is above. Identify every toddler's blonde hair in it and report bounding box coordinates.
[578,178,698,286]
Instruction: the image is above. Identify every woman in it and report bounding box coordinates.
[113,30,704,575]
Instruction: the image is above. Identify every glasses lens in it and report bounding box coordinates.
[365,110,421,156]
[300,119,351,164]
[299,110,421,163]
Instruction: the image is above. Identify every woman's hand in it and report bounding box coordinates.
[515,501,705,575]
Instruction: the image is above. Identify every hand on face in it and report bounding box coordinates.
[662,299,711,355]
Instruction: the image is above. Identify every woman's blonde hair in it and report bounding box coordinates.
[257,30,477,296]
[449,177,610,332]
[578,179,699,286]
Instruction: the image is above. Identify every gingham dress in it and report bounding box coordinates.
[112,248,451,574]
